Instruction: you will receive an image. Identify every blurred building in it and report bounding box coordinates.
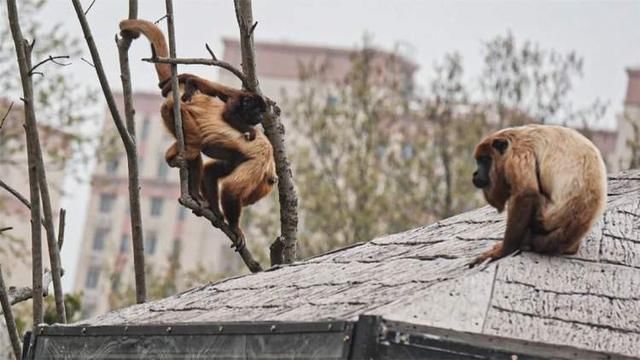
[0,100,70,288]
[608,67,640,171]
[74,41,417,318]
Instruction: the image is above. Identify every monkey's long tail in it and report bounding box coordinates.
[119,19,171,85]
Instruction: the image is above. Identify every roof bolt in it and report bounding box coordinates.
[343,335,350,342]
[81,328,87,335]
[166,327,172,333]
[218,325,224,333]
[270,325,277,332]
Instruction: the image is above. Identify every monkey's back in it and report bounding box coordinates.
[169,91,277,199]
[507,125,607,223]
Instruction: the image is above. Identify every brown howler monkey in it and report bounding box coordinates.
[470,124,607,267]
[119,19,277,249]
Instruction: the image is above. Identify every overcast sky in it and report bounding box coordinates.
[36,0,640,289]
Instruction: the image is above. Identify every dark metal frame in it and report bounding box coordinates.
[25,316,636,360]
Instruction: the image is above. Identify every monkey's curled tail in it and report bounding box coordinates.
[119,19,171,85]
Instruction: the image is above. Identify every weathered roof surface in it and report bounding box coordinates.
[77,170,640,357]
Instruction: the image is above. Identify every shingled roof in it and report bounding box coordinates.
[63,170,640,357]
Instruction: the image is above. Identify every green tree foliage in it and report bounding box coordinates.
[479,31,606,128]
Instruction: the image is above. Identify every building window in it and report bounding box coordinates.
[119,234,129,253]
[92,227,109,251]
[157,158,168,180]
[106,159,119,175]
[177,206,187,221]
[85,266,100,289]
[150,197,164,217]
[99,193,116,213]
[141,117,151,140]
[145,231,157,255]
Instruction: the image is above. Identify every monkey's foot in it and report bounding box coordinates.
[469,242,504,268]
[231,229,246,252]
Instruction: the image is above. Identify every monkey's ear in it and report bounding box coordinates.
[491,138,509,154]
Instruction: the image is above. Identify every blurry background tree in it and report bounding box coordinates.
[479,32,607,129]
[0,0,98,175]
[251,32,607,259]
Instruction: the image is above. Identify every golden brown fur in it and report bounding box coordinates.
[470,124,607,266]
[119,19,277,247]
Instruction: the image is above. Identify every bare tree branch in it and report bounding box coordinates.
[28,55,71,76]
[80,57,95,68]
[142,56,249,89]
[234,0,299,265]
[0,101,14,129]
[163,0,262,272]
[71,0,147,303]
[115,0,147,304]
[57,208,65,251]
[1,270,55,309]
[0,179,30,208]
[84,0,97,15]
[7,0,44,328]
[205,43,217,60]
[154,14,168,24]
[0,179,49,227]
[0,227,12,233]
[7,4,67,323]
[0,266,21,360]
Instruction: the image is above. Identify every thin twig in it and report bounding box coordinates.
[84,0,97,15]
[0,179,49,227]
[154,14,168,24]
[0,227,12,233]
[28,55,71,75]
[0,179,29,208]
[142,56,249,89]
[57,208,65,250]
[71,0,146,303]
[205,43,217,60]
[234,0,299,265]
[249,21,258,36]
[80,57,95,68]
[0,266,22,360]
[0,101,14,129]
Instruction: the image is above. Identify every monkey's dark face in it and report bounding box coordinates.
[239,94,267,126]
[473,136,510,212]
[472,155,492,189]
